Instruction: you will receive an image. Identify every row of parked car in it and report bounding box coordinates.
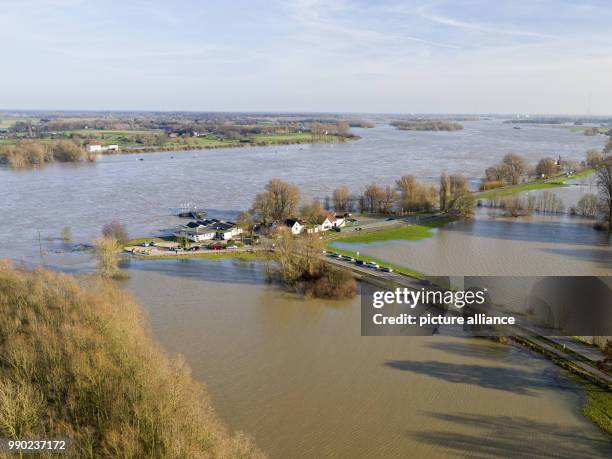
[140,241,239,252]
[324,251,393,273]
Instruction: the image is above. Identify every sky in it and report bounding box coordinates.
[1,0,612,114]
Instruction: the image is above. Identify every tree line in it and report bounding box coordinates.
[0,140,95,168]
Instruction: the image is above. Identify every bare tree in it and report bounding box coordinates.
[379,185,398,214]
[596,160,612,234]
[439,173,451,212]
[576,194,598,217]
[251,179,300,223]
[102,221,128,242]
[501,153,528,184]
[448,174,473,217]
[250,192,274,224]
[363,183,385,213]
[332,186,351,212]
[604,137,612,155]
[586,149,604,168]
[94,236,120,277]
[535,157,558,177]
[301,199,326,224]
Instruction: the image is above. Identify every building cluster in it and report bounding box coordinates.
[281,213,348,235]
[174,218,243,242]
[173,212,351,244]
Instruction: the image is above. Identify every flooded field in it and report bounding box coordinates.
[334,209,612,276]
[122,259,611,458]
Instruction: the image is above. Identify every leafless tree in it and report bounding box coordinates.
[102,221,128,242]
[501,153,528,184]
[596,160,612,234]
[332,186,351,212]
[535,157,558,177]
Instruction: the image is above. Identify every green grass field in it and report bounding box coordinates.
[476,169,595,200]
[325,218,455,277]
[331,218,453,244]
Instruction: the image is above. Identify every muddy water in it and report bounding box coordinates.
[335,209,612,277]
[122,259,611,458]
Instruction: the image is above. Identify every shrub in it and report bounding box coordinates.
[0,261,262,458]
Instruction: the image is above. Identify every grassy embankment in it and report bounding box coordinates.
[476,168,595,200]
[326,217,455,278]
[0,261,263,458]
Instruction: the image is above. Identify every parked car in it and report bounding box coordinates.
[141,242,150,247]
[208,244,224,250]
[347,257,355,262]
[226,245,238,249]
[330,253,341,258]
[355,260,364,266]
[188,246,199,251]
[366,262,380,269]
[321,249,327,254]
[380,266,393,273]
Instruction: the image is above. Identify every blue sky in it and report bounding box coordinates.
[1,0,612,113]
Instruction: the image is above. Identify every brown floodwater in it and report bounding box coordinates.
[122,259,611,458]
[334,209,612,277]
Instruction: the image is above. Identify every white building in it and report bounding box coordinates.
[86,143,103,152]
[284,219,304,235]
[318,217,333,232]
[174,219,242,242]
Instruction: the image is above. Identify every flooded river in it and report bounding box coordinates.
[0,120,605,264]
[122,259,611,458]
[1,120,610,456]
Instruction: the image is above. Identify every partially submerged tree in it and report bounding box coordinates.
[93,236,121,278]
[102,221,128,243]
[332,185,351,212]
[576,194,599,218]
[61,226,72,243]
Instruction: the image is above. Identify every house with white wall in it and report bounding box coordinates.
[284,219,304,235]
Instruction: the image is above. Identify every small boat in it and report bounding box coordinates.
[513,126,521,130]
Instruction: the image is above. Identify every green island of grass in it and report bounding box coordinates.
[476,169,595,200]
